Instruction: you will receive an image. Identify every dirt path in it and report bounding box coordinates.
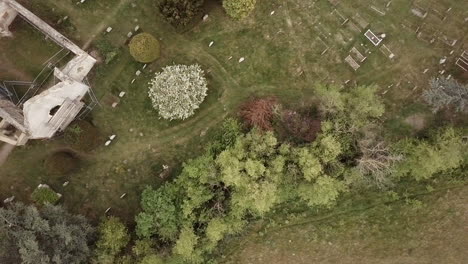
[0,143,15,166]
[81,0,133,50]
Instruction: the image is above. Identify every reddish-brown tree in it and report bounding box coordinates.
[239,97,278,130]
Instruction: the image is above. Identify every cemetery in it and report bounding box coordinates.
[0,0,466,221]
[0,0,467,262]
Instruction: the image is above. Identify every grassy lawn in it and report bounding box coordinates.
[218,180,468,264]
[1,0,467,223]
[0,19,62,81]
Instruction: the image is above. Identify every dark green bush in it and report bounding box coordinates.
[159,0,204,27]
[95,39,121,65]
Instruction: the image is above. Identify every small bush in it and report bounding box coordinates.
[129,33,160,63]
[207,118,242,155]
[31,185,61,205]
[95,39,120,64]
[159,0,204,27]
[44,151,80,175]
[223,0,256,20]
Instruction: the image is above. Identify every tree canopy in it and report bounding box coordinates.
[314,84,385,129]
[136,123,351,262]
[0,203,95,264]
[394,127,467,181]
[94,216,130,264]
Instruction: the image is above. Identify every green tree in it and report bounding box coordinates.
[293,147,322,181]
[314,84,384,129]
[0,203,94,264]
[223,0,257,19]
[216,130,284,215]
[139,254,164,264]
[394,127,466,181]
[136,129,350,262]
[313,134,343,164]
[136,184,181,241]
[208,118,242,155]
[205,218,229,244]
[116,255,134,264]
[95,217,130,263]
[298,175,347,208]
[132,239,155,258]
[314,84,345,114]
[347,85,385,126]
[173,227,201,262]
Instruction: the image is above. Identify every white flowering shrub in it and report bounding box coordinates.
[148,64,208,120]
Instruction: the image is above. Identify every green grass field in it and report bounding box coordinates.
[1,0,467,224]
[218,181,468,264]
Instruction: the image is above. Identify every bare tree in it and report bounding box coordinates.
[357,141,403,189]
[423,76,468,113]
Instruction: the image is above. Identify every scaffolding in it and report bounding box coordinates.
[0,0,98,145]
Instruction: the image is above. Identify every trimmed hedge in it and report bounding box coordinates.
[129,33,160,63]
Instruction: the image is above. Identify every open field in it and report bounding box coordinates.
[0,0,467,224]
[219,181,468,264]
